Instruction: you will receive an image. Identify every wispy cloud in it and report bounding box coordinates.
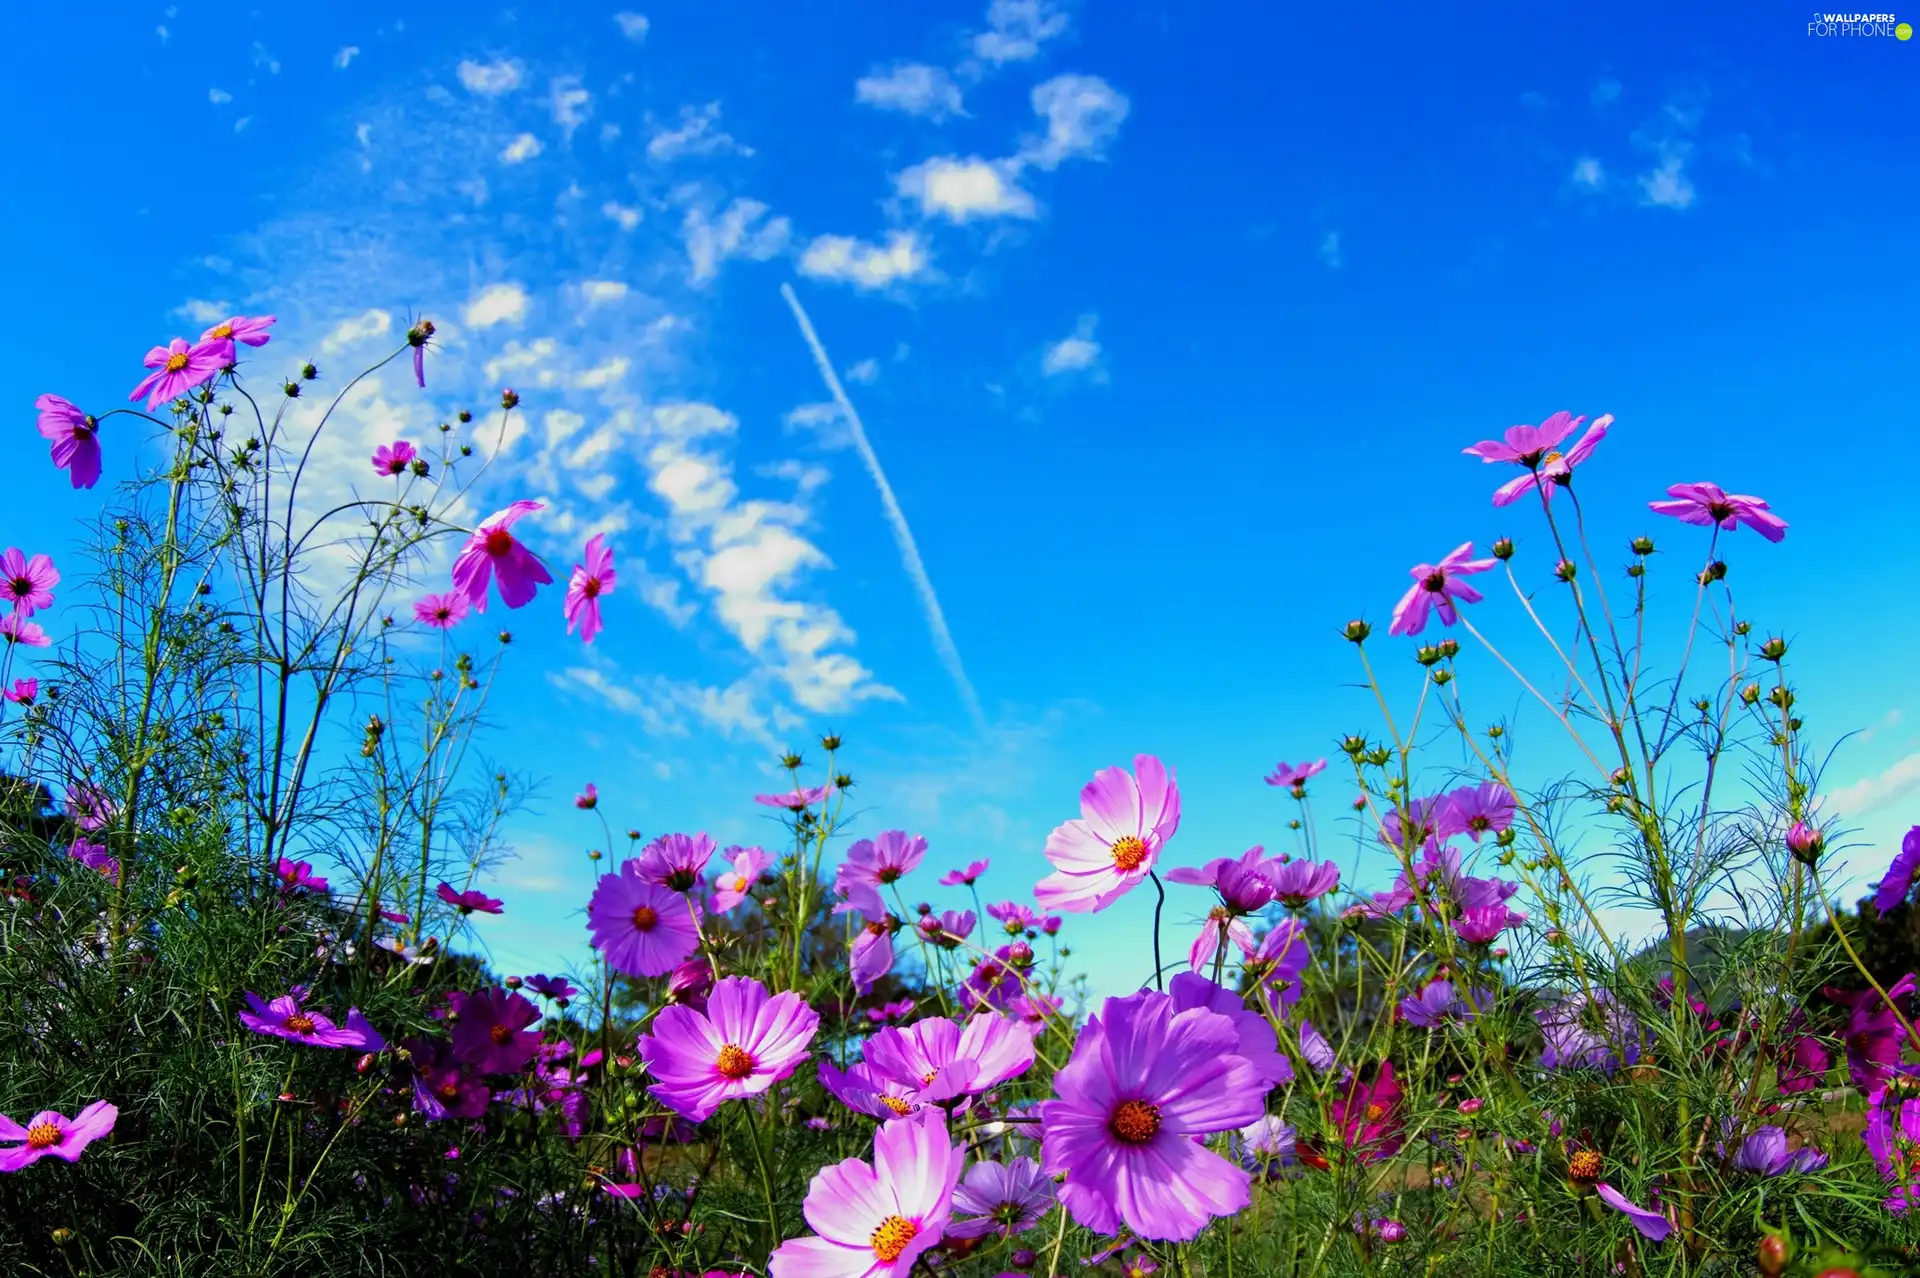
[649,102,751,161]
[1570,156,1605,190]
[458,58,524,96]
[1633,93,1705,211]
[896,156,1036,222]
[845,359,880,385]
[970,0,1070,65]
[613,11,650,42]
[209,87,233,105]
[500,132,543,164]
[1018,74,1130,170]
[465,282,530,329]
[798,232,928,291]
[1041,313,1103,379]
[334,46,360,70]
[1829,752,1920,820]
[683,199,792,286]
[1318,230,1343,268]
[856,63,965,120]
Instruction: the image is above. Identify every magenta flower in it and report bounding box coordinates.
[1040,987,1267,1241]
[1873,825,1920,915]
[1166,846,1278,913]
[575,782,598,810]
[404,1037,490,1120]
[1448,781,1515,842]
[819,1058,924,1121]
[1167,973,1291,1089]
[1595,1183,1671,1242]
[1829,975,1917,1090]
[836,830,929,892]
[587,865,703,978]
[408,319,435,388]
[939,859,989,887]
[754,783,835,810]
[959,943,1032,1013]
[0,1101,117,1172]
[1397,979,1483,1027]
[1649,481,1788,542]
[1730,1125,1828,1176]
[917,909,976,949]
[1327,1062,1406,1164]
[436,881,504,915]
[1451,903,1517,945]
[275,858,329,894]
[1389,542,1498,638]
[838,892,897,998]
[565,533,616,645]
[987,900,1042,935]
[413,591,469,630]
[863,1012,1036,1103]
[866,998,916,1026]
[709,845,771,912]
[665,956,716,1011]
[67,838,117,879]
[1034,754,1181,914]
[238,990,385,1050]
[1245,918,1310,1015]
[451,501,553,611]
[65,784,115,833]
[639,976,820,1123]
[1866,1097,1920,1210]
[197,314,276,360]
[449,987,541,1074]
[35,395,102,489]
[1,614,50,648]
[4,677,37,706]
[948,1156,1054,1239]
[1264,758,1327,792]
[129,337,227,410]
[372,440,418,477]
[1462,412,1611,507]
[1010,991,1064,1036]
[525,974,578,1004]
[1267,858,1340,909]
[768,1110,960,1278]
[637,832,717,893]
[1,549,58,615]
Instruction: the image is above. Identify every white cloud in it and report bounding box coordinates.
[1829,753,1920,820]
[972,0,1069,64]
[1020,74,1130,170]
[209,87,232,105]
[648,102,750,161]
[334,46,360,69]
[499,132,543,164]
[252,42,280,75]
[1041,313,1102,377]
[896,156,1036,222]
[1571,156,1605,189]
[798,232,927,290]
[234,116,252,134]
[845,358,880,385]
[856,63,964,120]
[576,356,630,389]
[683,199,792,286]
[458,58,524,96]
[320,309,393,354]
[580,279,629,305]
[156,24,168,42]
[464,282,530,330]
[551,77,592,137]
[173,298,231,325]
[1637,142,1694,209]
[1318,230,1343,268]
[603,200,644,231]
[613,11,650,41]
[356,122,373,149]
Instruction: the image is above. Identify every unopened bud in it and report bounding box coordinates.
[1630,536,1655,555]
[301,362,318,380]
[1437,638,1459,659]
[501,387,520,410]
[1415,645,1441,667]
[1343,620,1371,643]
[1554,559,1576,582]
[1760,637,1787,662]
[821,734,842,751]
[1786,821,1824,867]
[1491,537,1514,560]
[1740,683,1761,706]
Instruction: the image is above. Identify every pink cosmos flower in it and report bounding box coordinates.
[987,901,1043,935]
[436,882,504,914]
[1648,481,1788,543]
[1267,858,1340,909]
[0,1101,117,1172]
[1167,973,1292,1089]
[768,1109,961,1278]
[372,440,418,477]
[1009,991,1064,1036]
[587,864,703,978]
[1034,755,1180,914]
[916,910,975,949]
[238,990,385,1050]
[665,956,716,1012]
[4,677,38,706]
[34,395,102,489]
[1452,903,1517,945]
[66,784,115,833]
[939,859,989,887]
[197,313,276,360]
[451,501,553,611]
[565,533,616,645]
[129,337,227,411]
[413,592,469,630]
[1326,1062,1406,1164]
[1449,781,1515,842]
[637,832,717,893]
[525,974,578,1004]
[947,1156,1055,1239]
[1463,412,1612,507]
[866,999,916,1026]
[1390,543,1498,637]
[755,784,835,811]
[404,1037,490,1120]
[67,838,118,879]
[274,858,329,894]
[838,890,897,997]
[638,976,820,1123]
[1872,825,1920,915]
[709,845,771,912]
[836,830,929,893]
[449,987,541,1074]
[819,1058,925,1121]
[862,1012,1037,1104]
[1264,759,1327,792]
[1595,1183,1671,1242]
[1,614,50,647]
[575,782,598,810]
[1,550,58,615]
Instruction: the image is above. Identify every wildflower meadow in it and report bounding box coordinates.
[7,317,1920,1278]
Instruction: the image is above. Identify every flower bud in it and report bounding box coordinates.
[1786,821,1824,867]
[1630,536,1654,555]
[501,387,520,410]
[1756,1234,1787,1276]
[283,381,301,398]
[458,409,473,423]
[356,1052,376,1074]
[1760,637,1787,662]
[1740,682,1761,706]
[1343,620,1370,643]
[1437,638,1459,659]
[410,457,431,477]
[1491,537,1514,560]
[820,733,842,751]
[407,320,436,347]
[1340,735,1367,756]
[301,361,318,380]
[1733,620,1750,636]
[1415,645,1441,667]
[1554,559,1576,582]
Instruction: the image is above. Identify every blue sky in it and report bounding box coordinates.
[4,1,1918,995]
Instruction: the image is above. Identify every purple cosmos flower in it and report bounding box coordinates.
[1325,1062,1405,1164]
[1381,793,1461,852]
[1649,481,1788,543]
[1264,757,1327,792]
[1397,979,1484,1028]
[754,783,835,810]
[768,1109,960,1278]
[820,1058,925,1121]
[450,987,541,1074]
[1830,974,1918,1090]
[35,395,102,489]
[371,440,418,477]
[959,944,1032,1013]
[197,314,276,361]
[1167,845,1278,914]
[130,337,227,410]
[1465,412,1612,507]
[436,882,504,915]
[1866,1096,1920,1211]
[239,990,385,1050]
[1873,826,1920,915]
[1595,1183,1671,1242]
[525,974,578,1004]
[66,784,113,832]
[1040,987,1268,1242]
[1,614,50,647]
[565,533,616,644]
[1296,1018,1336,1073]
[1537,990,1641,1074]
[1232,1114,1298,1179]
[1009,991,1064,1036]
[863,1012,1037,1103]
[587,864,703,978]
[275,858,329,894]
[838,893,897,998]
[939,859,989,886]
[1775,1016,1833,1096]
[664,955,715,1011]
[575,782,598,810]
[987,900,1042,935]
[1034,754,1180,914]
[1168,973,1291,1088]
[5,677,38,706]
[948,1156,1054,1239]
[1245,918,1310,1015]
[407,319,435,387]
[1730,1125,1828,1176]
[67,838,118,879]
[413,591,468,630]
[1,549,57,616]
[917,909,976,949]
[836,830,929,894]
[866,999,916,1026]
[451,501,553,611]
[709,845,771,912]
[1448,781,1515,842]
[1461,411,1583,468]
[637,832,717,894]
[1451,902,1518,945]
[1267,858,1340,909]
[1389,543,1499,638]
[638,976,820,1123]
[0,1101,117,1172]
[405,1037,491,1120]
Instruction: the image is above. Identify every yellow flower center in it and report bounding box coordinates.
[921,1070,939,1085]
[1109,835,1148,872]
[715,1044,755,1079]
[1365,1102,1387,1123]
[285,1014,318,1035]
[1568,1149,1603,1182]
[211,323,234,339]
[25,1121,61,1150]
[1109,1098,1163,1144]
[869,1215,919,1262]
[631,906,659,931]
[880,1096,913,1116]
[490,1024,514,1046]
[164,350,190,373]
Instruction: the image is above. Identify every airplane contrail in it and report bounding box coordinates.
[780,282,988,735]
